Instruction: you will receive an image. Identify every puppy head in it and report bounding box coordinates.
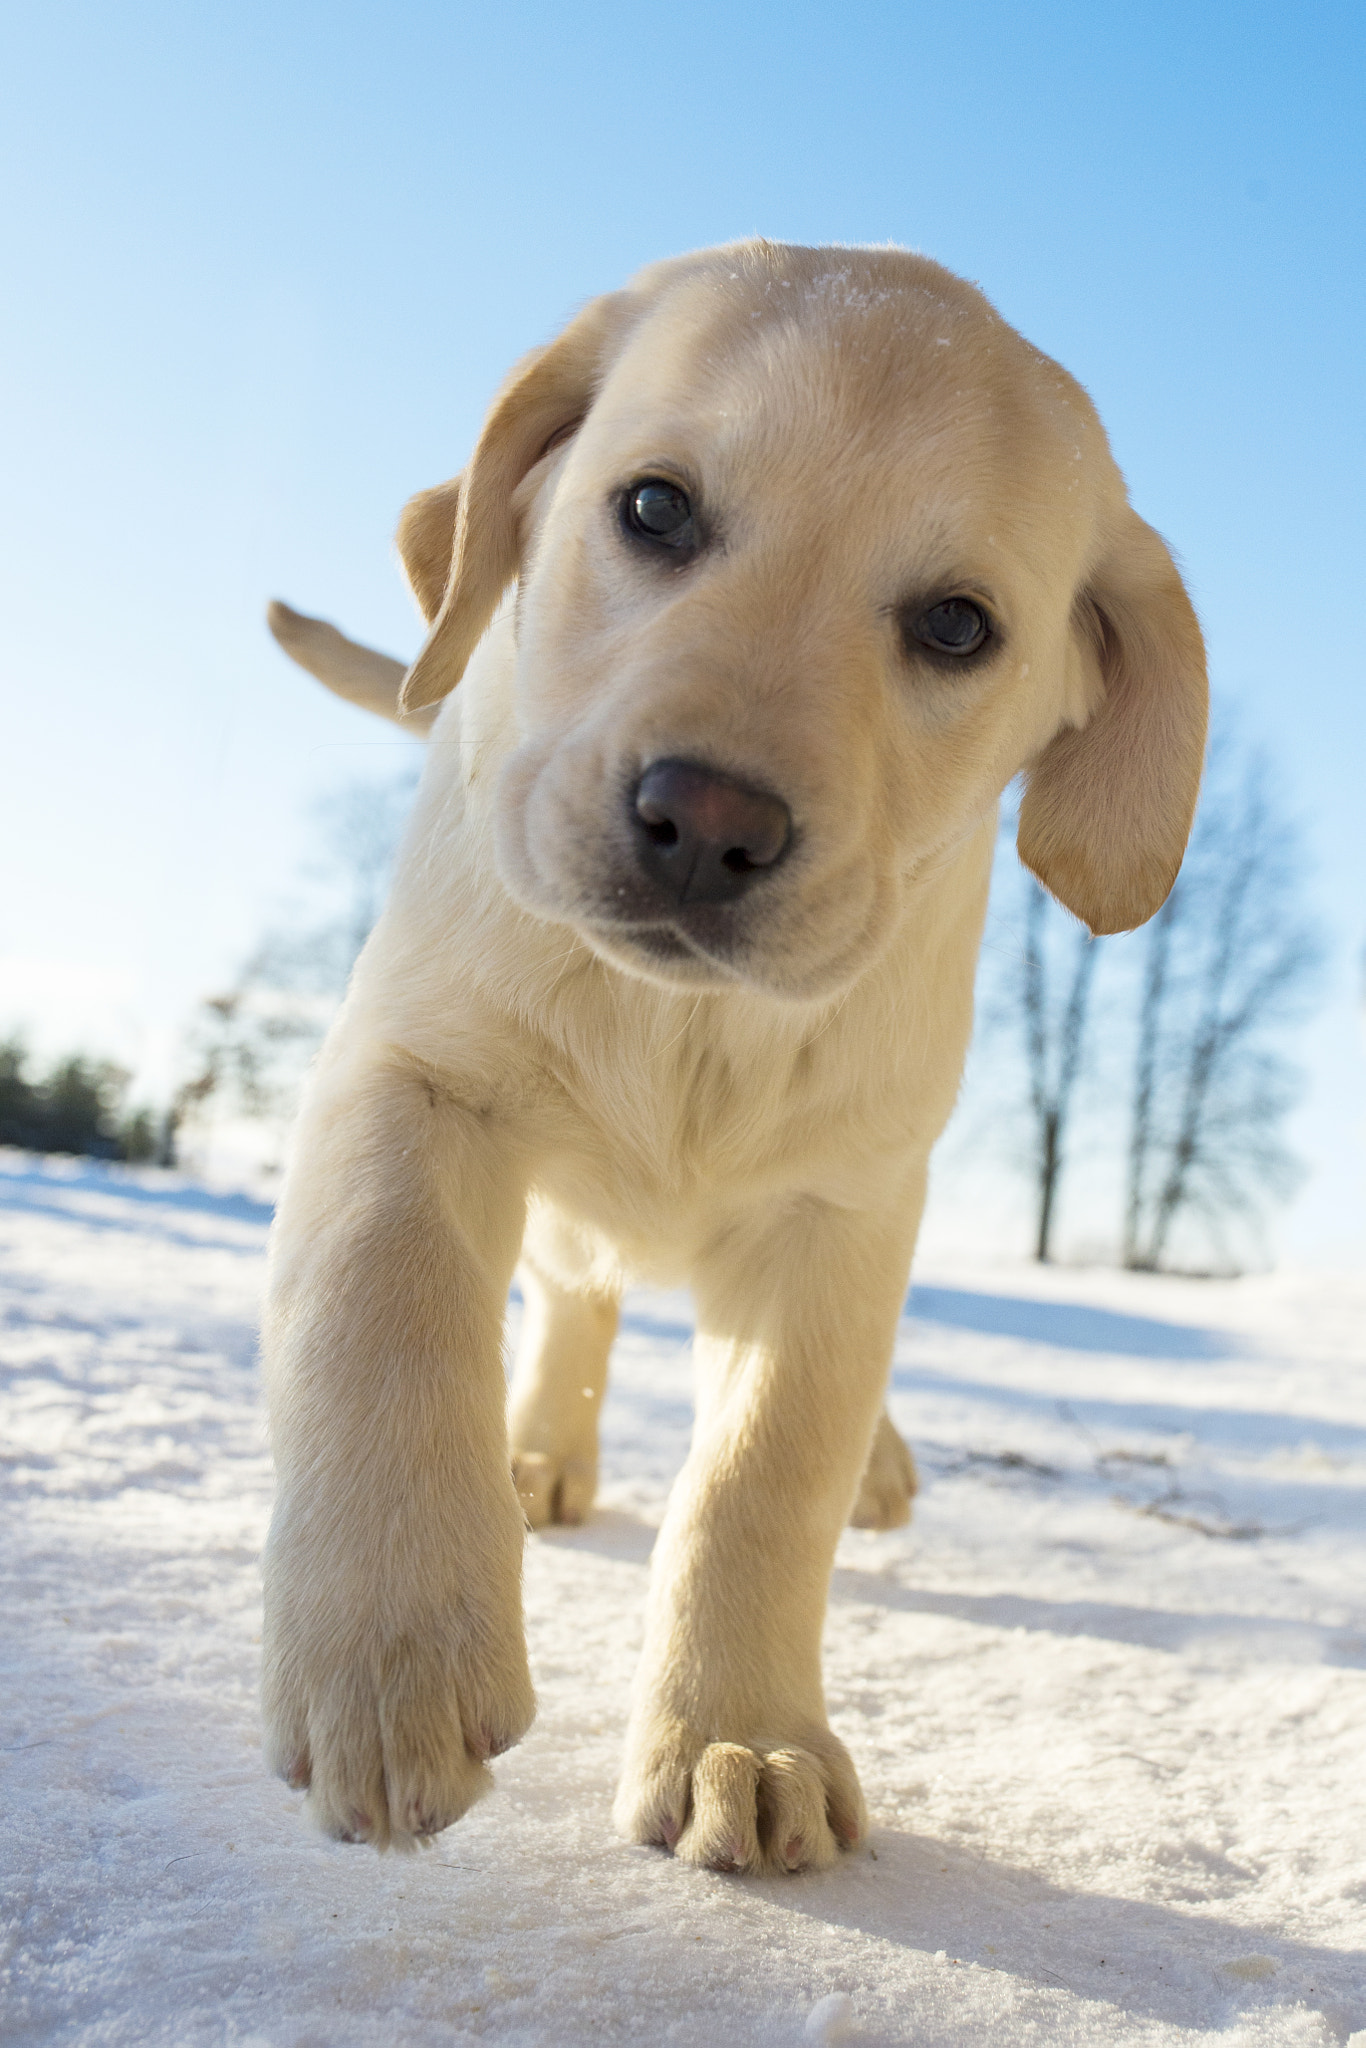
[400,242,1207,1000]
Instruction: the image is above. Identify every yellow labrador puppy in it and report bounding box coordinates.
[262,240,1206,1875]
[267,594,920,1535]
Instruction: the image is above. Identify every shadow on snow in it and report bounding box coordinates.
[830,1568,1366,1669]
[0,1157,273,1255]
[907,1284,1238,1360]
[759,1827,1365,2038]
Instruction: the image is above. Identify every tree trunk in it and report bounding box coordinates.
[1025,884,1096,1265]
[1124,891,1176,1267]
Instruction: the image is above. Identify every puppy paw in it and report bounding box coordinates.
[263,1628,535,1851]
[849,1410,917,1530]
[614,1724,867,1875]
[511,1448,598,1528]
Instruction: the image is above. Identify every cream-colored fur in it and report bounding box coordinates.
[262,240,1206,1874]
[267,599,917,1537]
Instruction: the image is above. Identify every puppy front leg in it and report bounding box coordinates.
[614,1189,922,1874]
[262,1049,534,1849]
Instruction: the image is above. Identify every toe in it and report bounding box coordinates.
[378,1640,493,1846]
[555,1457,597,1525]
[822,1752,869,1851]
[758,1748,838,1872]
[513,1451,598,1527]
[613,1749,691,1849]
[308,1687,388,1846]
[262,1675,312,1790]
[676,1743,763,1873]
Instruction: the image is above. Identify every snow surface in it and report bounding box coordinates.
[2,1149,1364,2045]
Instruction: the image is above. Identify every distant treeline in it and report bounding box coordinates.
[0,1039,173,1164]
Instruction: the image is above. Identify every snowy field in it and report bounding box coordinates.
[2,1149,1364,2047]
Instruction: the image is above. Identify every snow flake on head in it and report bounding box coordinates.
[803,268,911,314]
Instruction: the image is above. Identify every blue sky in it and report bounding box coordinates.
[2,1,1363,1253]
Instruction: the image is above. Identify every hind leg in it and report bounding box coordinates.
[849,1409,918,1529]
[508,1222,620,1529]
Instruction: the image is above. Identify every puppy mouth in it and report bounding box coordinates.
[578,909,749,985]
[620,927,697,964]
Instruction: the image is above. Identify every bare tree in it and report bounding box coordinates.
[1123,888,1177,1265]
[1122,743,1319,1270]
[176,768,418,1156]
[1021,878,1099,1262]
[970,722,1318,1270]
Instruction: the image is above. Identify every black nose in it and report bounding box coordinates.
[630,759,793,907]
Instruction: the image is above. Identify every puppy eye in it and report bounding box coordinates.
[907,598,991,657]
[623,478,695,549]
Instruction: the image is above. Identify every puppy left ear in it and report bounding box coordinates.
[1017,509,1208,935]
[399,289,637,712]
[396,477,463,627]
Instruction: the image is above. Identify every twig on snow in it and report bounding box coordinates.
[937,1450,1063,1481]
[1117,1488,1269,1540]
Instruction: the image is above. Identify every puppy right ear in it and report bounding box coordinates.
[398,290,636,713]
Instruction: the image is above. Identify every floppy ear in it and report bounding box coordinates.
[396,478,462,627]
[398,290,636,712]
[1017,509,1208,935]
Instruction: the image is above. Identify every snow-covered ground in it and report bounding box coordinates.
[2,1150,1364,2046]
